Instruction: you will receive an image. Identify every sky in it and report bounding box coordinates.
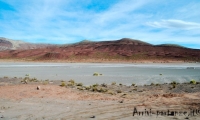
[0,0,200,49]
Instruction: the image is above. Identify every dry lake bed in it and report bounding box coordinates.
[0,62,200,120]
[0,62,200,85]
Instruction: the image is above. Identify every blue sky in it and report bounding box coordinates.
[0,0,200,49]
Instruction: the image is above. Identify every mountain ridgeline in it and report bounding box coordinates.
[0,38,200,62]
[0,37,53,51]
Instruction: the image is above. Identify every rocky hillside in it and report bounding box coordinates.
[0,37,52,51]
[0,38,200,62]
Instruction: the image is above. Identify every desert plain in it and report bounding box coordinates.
[0,62,200,120]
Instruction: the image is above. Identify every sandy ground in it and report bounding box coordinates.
[0,78,200,120]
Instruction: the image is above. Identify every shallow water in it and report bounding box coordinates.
[0,62,200,85]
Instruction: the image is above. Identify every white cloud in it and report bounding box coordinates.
[92,0,151,25]
[147,19,200,30]
[0,0,200,49]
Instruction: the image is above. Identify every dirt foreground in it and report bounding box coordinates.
[0,78,200,120]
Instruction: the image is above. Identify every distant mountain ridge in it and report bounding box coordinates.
[0,37,200,62]
[0,37,53,51]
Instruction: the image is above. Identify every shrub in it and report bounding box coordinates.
[116,90,122,93]
[133,88,137,91]
[25,74,29,77]
[119,83,123,86]
[77,86,83,90]
[76,83,83,86]
[91,86,97,92]
[101,83,107,87]
[66,82,74,86]
[93,72,103,76]
[84,86,91,90]
[131,83,135,86]
[171,81,177,85]
[107,90,115,95]
[43,81,49,85]
[172,84,176,88]
[23,77,29,81]
[156,83,160,86]
[68,79,75,85]
[92,83,99,87]
[111,82,116,85]
[150,83,154,86]
[98,88,107,92]
[33,78,38,82]
[190,80,196,84]
[93,72,99,76]
[60,82,66,87]
[28,77,38,82]
[4,76,8,78]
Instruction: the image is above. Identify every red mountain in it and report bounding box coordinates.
[0,38,200,62]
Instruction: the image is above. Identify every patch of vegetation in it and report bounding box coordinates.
[101,83,107,87]
[99,87,108,92]
[131,83,135,86]
[150,83,154,86]
[171,81,177,85]
[133,88,137,91]
[95,87,106,93]
[77,86,84,90]
[68,79,75,86]
[60,82,66,87]
[84,86,90,90]
[190,80,196,84]
[111,82,116,85]
[92,83,99,87]
[64,79,76,87]
[119,83,123,86]
[121,93,127,98]
[20,76,39,83]
[93,72,102,76]
[66,82,73,86]
[170,81,177,88]
[81,85,108,93]
[42,81,49,85]
[156,83,160,86]
[93,72,99,76]
[76,83,83,86]
[116,89,122,93]
[30,77,39,82]
[25,74,30,77]
[91,86,97,92]
[4,76,8,78]
[106,90,115,95]
[172,84,176,88]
